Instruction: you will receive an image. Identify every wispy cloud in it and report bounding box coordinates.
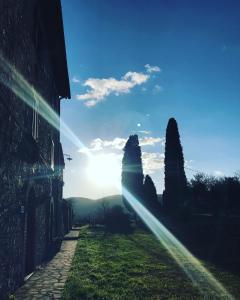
[78,136,165,175]
[90,137,127,151]
[184,160,194,168]
[76,71,149,107]
[72,76,80,83]
[145,64,161,73]
[214,170,224,176]
[138,130,151,135]
[76,64,161,107]
[87,137,164,151]
[142,152,164,173]
[139,137,164,147]
[153,84,163,94]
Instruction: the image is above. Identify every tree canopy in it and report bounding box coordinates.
[122,135,144,212]
[163,118,187,213]
[143,174,159,217]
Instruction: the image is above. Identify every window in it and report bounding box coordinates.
[32,88,39,140]
[51,140,55,170]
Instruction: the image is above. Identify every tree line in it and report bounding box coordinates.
[121,118,240,219]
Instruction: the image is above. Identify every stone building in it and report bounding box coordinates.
[0,0,71,298]
[62,199,73,235]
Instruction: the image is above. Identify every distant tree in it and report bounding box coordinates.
[188,173,213,213]
[224,176,240,214]
[122,135,144,214]
[163,118,187,214]
[105,205,132,233]
[99,199,110,223]
[209,176,240,216]
[188,173,240,216]
[143,175,159,216]
[93,199,110,225]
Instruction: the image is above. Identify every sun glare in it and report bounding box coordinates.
[87,153,121,187]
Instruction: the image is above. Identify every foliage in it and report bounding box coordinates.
[122,135,144,213]
[63,227,240,300]
[163,118,187,214]
[143,174,160,217]
[70,196,126,226]
[188,173,240,215]
[105,205,132,233]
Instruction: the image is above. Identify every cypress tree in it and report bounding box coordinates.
[143,174,159,216]
[122,135,144,212]
[163,118,187,213]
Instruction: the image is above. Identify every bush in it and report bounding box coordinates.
[105,205,132,233]
[188,173,240,215]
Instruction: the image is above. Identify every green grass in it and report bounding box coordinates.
[63,226,240,300]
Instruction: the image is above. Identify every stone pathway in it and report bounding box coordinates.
[15,229,80,300]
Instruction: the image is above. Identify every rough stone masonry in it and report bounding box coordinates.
[0,1,71,298]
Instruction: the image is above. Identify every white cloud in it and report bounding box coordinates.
[72,76,80,83]
[142,152,165,174]
[78,136,165,176]
[138,130,151,135]
[145,64,161,73]
[78,147,89,154]
[214,170,224,177]
[76,64,162,107]
[153,84,163,94]
[108,138,128,150]
[76,71,149,106]
[89,138,104,151]
[139,137,164,147]
[79,136,164,154]
[90,137,127,151]
[184,160,194,168]
[123,71,149,85]
[79,148,164,175]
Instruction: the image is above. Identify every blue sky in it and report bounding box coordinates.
[61,0,240,199]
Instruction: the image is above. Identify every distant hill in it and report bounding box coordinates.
[67,194,162,221]
[67,195,125,220]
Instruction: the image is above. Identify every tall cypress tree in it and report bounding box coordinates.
[143,174,159,216]
[163,118,187,213]
[122,135,144,212]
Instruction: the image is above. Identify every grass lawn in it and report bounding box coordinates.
[63,226,240,300]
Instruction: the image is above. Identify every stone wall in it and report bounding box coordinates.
[0,0,70,298]
[62,199,73,235]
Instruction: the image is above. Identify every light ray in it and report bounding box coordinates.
[0,53,92,158]
[121,186,234,300]
[0,53,234,300]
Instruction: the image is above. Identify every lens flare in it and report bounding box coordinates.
[0,53,234,299]
[0,53,91,158]
[87,153,121,187]
[121,186,234,300]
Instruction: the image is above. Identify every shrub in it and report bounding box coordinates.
[105,205,132,233]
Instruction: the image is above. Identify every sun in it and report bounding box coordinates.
[87,153,121,187]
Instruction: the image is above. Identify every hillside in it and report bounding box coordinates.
[67,195,125,220]
[67,194,163,222]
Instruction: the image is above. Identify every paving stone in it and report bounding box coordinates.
[14,230,79,300]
